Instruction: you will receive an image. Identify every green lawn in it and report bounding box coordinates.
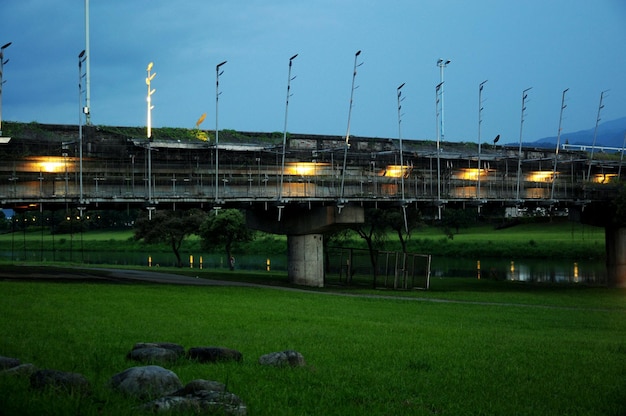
[0,279,624,415]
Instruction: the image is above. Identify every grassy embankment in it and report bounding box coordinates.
[0,280,624,416]
[0,218,606,261]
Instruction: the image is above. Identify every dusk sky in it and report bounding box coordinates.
[2,0,625,144]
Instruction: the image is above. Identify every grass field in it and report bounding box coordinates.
[0,278,624,415]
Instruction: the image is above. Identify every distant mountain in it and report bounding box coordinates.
[531,117,626,149]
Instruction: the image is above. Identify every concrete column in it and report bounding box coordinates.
[287,234,324,287]
[605,226,626,288]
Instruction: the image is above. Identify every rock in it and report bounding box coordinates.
[127,347,180,365]
[2,363,37,377]
[0,356,21,370]
[109,365,183,399]
[258,350,306,367]
[131,342,185,357]
[187,347,243,363]
[174,379,226,395]
[30,369,91,394]
[142,387,247,415]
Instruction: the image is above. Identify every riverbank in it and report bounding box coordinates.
[0,217,606,260]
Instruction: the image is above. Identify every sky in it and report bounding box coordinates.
[1,0,625,144]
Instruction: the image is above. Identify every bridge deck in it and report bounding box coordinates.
[1,124,622,211]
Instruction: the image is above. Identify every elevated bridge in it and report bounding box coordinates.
[1,123,624,287]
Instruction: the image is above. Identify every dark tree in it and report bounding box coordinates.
[352,208,387,287]
[198,209,253,270]
[134,209,205,267]
[383,206,421,254]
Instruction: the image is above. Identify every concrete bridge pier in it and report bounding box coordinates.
[287,234,324,287]
[574,203,626,288]
[247,205,364,287]
[605,226,626,288]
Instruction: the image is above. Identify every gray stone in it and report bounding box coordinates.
[131,342,185,357]
[258,350,306,367]
[30,369,91,394]
[174,379,226,395]
[187,347,243,363]
[127,347,180,364]
[0,356,20,370]
[110,365,183,399]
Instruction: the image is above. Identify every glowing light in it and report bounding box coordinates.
[19,156,76,173]
[284,162,329,176]
[40,161,65,173]
[591,173,617,184]
[526,171,556,183]
[381,165,413,178]
[454,168,490,181]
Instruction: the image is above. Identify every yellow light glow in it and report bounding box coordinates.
[22,156,75,173]
[454,168,490,181]
[380,165,413,178]
[284,162,329,176]
[526,171,555,183]
[591,173,617,184]
[40,161,65,173]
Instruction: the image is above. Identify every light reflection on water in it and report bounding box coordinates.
[1,250,606,284]
[430,257,606,284]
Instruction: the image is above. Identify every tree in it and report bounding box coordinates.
[198,209,253,270]
[383,206,421,254]
[352,208,387,287]
[134,209,205,267]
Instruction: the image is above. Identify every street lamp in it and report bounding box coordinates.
[397,82,406,200]
[0,41,12,139]
[435,81,444,218]
[78,50,87,205]
[516,87,532,202]
[339,50,362,204]
[551,88,568,200]
[278,53,298,203]
[146,62,156,211]
[84,0,91,125]
[436,58,451,142]
[586,90,608,181]
[477,80,487,200]
[214,60,226,203]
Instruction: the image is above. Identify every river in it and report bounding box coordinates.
[1,248,606,285]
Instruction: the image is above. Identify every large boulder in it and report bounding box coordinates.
[187,347,243,363]
[110,365,183,399]
[258,350,306,367]
[30,369,91,395]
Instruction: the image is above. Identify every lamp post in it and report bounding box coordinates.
[551,88,568,200]
[516,87,532,202]
[435,81,444,218]
[477,80,487,200]
[436,58,450,142]
[397,82,406,200]
[214,60,227,203]
[78,50,87,206]
[278,54,298,202]
[146,62,156,217]
[0,41,12,138]
[84,0,91,125]
[586,90,608,181]
[339,50,362,204]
